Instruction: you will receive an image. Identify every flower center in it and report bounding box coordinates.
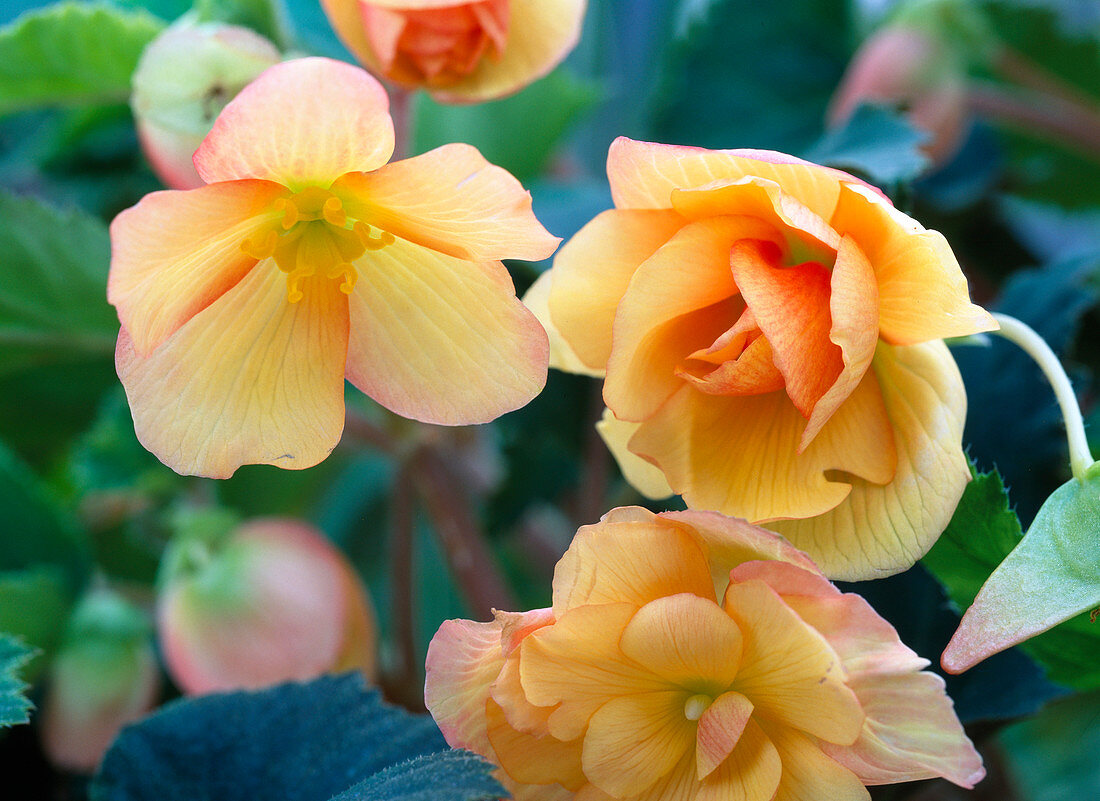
[683,694,713,721]
[241,186,394,303]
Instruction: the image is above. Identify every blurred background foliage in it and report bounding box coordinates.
[0,0,1099,798]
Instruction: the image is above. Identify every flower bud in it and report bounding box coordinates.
[131,19,281,189]
[828,24,968,165]
[39,589,160,773]
[157,517,377,695]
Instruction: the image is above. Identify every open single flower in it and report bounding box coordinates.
[319,0,587,102]
[109,57,557,478]
[528,138,996,579]
[426,506,983,801]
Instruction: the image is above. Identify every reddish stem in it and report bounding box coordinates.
[967,81,1100,159]
[387,85,415,160]
[383,465,424,711]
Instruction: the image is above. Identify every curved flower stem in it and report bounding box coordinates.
[990,313,1096,482]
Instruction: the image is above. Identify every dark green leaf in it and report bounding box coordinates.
[91,674,451,801]
[0,634,35,728]
[803,105,931,186]
[0,191,118,376]
[413,70,599,183]
[0,567,75,679]
[332,750,503,801]
[0,3,164,116]
[923,467,1100,690]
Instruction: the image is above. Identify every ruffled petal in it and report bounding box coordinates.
[108,180,286,355]
[332,144,559,262]
[768,340,971,580]
[194,58,395,187]
[760,722,869,801]
[595,408,674,499]
[424,617,504,755]
[551,519,714,616]
[344,239,547,424]
[487,699,588,791]
[582,690,696,797]
[607,137,864,220]
[696,691,754,779]
[830,183,996,345]
[695,719,782,801]
[523,271,605,377]
[547,208,685,372]
[722,580,863,746]
[605,217,780,421]
[116,266,348,479]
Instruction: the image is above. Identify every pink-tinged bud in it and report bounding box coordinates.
[130,20,281,189]
[828,24,968,165]
[157,518,377,695]
[39,589,161,774]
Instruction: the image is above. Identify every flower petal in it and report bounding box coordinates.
[546,208,685,372]
[551,518,714,616]
[768,340,971,580]
[728,239,843,419]
[344,239,547,424]
[607,138,861,220]
[582,690,696,797]
[116,266,348,478]
[695,719,782,801]
[523,271,605,377]
[108,180,286,355]
[333,144,559,262]
[194,58,395,187]
[696,691,754,779]
[619,594,743,690]
[520,603,664,741]
[605,217,780,422]
[830,183,996,344]
[487,699,587,791]
[759,722,869,801]
[595,408,674,499]
[722,580,863,745]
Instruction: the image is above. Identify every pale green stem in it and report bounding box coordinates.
[991,313,1096,482]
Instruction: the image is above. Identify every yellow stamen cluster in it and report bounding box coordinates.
[241,186,394,303]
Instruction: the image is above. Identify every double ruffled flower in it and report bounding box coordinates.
[528,138,997,579]
[426,506,983,801]
[109,57,557,478]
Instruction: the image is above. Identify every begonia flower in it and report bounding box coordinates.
[110,57,556,478]
[426,506,983,801]
[158,517,378,694]
[319,0,587,102]
[528,138,996,579]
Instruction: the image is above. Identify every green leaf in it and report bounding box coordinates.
[331,750,504,801]
[90,674,464,801]
[803,104,931,186]
[0,567,74,681]
[0,191,118,376]
[192,0,291,50]
[923,466,1100,689]
[0,634,35,728]
[0,2,164,116]
[413,69,599,183]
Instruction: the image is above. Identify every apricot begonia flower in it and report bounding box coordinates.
[426,506,984,801]
[109,57,557,478]
[527,138,997,579]
[320,0,587,102]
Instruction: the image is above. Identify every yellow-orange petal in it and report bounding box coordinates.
[547,208,685,372]
[344,239,547,425]
[595,408,674,499]
[332,144,559,262]
[728,239,842,419]
[491,649,552,736]
[723,580,863,745]
[759,721,870,801]
[696,691,754,779]
[424,617,504,756]
[520,603,664,741]
[768,340,971,580]
[678,334,785,397]
[523,271,605,377]
[487,699,587,791]
[821,672,984,788]
[695,718,782,801]
[605,217,778,422]
[619,594,743,691]
[800,235,881,449]
[422,0,587,103]
[551,518,714,616]
[194,58,395,188]
[116,267,348,479]
[830,183,996,344]
[108,180,286,356]
[606,138,860,220]
[582,690,695,797]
